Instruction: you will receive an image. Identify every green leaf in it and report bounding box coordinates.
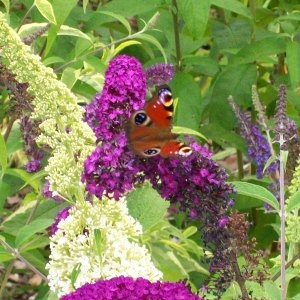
[15,218,53,246]
[6,123,22,155]
[0,0,10,13]
[286,41,300,89]
[0,134,7,177]
[2,199,67,236]
[127,184,169,231]
[212,148,236,161]
[93,229,102,264]
[61,67,78,89]
[211,0,252,19]
[172,126,207,141]
[161,239,187,253]
[208,64,257,129]
[70,263,81,289]
[21,249,47,273]
[136,33,167,63]
[177,0,210,39]
[277,12,300,22]
[182,226,197,239]
[58,25,93,43]
[230,37,287,65]
[42,56,65,66]
[181,55,220,77]
[113,40,141,56]
[263,155,278,173]
[0,180,10,213]
[20,235,50,252]
[263,281,281,300]
[34,0,57,24]
[0,251,14,262]
[44,0,78,56]
[171,72,203,132]
[201,124,246,151]
[82,0,88,13]
[232,181,279,211]
[5,168,40,192]
[287,189,300,212]
[212,19,252,50]
[102,0,157,17]
[97,11,131,35]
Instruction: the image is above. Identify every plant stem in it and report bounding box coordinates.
[0,238,48,282]
[171,0,182,72]
[0,259,15,298]
[17,4,36,32]
[272,251,300,281]
[3,117,16,142]
[230,250,249,299]
[236,149,244,179]
[26,198,41,225]
[279,133,286,299]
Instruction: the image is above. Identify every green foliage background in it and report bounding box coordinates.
[1,0,300,299]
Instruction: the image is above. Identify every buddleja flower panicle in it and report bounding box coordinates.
[82,55,147,199]
[84,54,146,141]
[46,199,162,297]
[229,96,277,178]
[0,13,96,198]
[61,276,203,300]
[274,84,298,149]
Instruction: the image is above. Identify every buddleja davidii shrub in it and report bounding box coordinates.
[0,13,96,200]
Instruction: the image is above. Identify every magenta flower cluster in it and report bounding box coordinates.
[82,55,233,219]
[80,55,234,289]
[82,55,146,199]
[60,276,202,300]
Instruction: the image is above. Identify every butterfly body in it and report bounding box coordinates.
[126,86,192,158]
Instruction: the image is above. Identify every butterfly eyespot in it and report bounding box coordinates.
[144,148,160,157]
[158,88,173,107]
[179,146,192,157]
[133,111,151,126]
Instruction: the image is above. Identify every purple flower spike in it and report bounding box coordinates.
[274,84,298,148]
[228,97,277,178]
[139,142,233,226]
[82,132,140,200]
[82,55,147,199]
[61,276,203,300]
[84,55,146,141]
[145,63,175,87]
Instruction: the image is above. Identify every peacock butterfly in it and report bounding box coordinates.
[126,85,192,158]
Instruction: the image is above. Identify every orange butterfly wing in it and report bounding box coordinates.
[126,86,192,158]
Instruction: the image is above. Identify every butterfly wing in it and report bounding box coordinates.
[144,86,174,128]
[126,85,192,158]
